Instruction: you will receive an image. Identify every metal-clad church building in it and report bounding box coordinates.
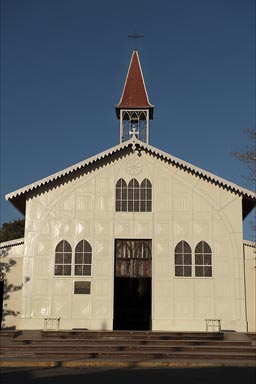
[1,51,255,332]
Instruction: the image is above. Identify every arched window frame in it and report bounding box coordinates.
[174,241,192,277]
[195,241,212,277]
[74,240,92,276]
[116,178,127,212]
[128,178,140,211]
[54,240,72,276]
[140,178,152,212]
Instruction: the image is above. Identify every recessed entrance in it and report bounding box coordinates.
[113,239,152,330]
[114,277,151,330]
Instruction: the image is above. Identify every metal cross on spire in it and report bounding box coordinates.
[128,33,144,50]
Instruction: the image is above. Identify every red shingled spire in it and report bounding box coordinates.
[116,50,154,118]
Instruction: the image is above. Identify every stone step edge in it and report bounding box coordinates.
[2,352,255,359]
[0,359,255,368]
[1,340,254,346]
[1,345,255,352]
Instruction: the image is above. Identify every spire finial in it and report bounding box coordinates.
[128,33,144,50]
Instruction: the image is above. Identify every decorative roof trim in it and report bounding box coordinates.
[0,237,25,249]
[243,240,256,248]
[142,141,255,199]
[5,137,256,201]
[5,140,132,200]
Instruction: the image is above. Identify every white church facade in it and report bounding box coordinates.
[1,50,255,332]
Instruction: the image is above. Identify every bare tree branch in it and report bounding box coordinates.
[233,128,256,191]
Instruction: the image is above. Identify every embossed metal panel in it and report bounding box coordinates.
[115,239,152,277]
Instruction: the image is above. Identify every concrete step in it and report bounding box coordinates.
[1,343,255,353]
[41,330,225,340]
[1,331,254,366]
[1,349,255,361]
[1,338,252,347]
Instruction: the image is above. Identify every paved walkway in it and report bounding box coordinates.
[1,366,255,384]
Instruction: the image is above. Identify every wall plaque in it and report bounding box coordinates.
[74,281,91,294]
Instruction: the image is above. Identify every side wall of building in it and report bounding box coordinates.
[0,240,24,329]
[18,151,246,331]
[244,241,256,332]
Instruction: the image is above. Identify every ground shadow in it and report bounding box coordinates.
[1,367,255,384]
[0,249,23,329]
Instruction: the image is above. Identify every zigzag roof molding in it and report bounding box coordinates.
[243,240,256,248]
[5,137,255,201]
[0,237,25,249]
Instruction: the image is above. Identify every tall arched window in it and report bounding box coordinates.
[140,178,152,212]
[128,178,140,211]
[54,240,72,276]
[195,241,212,277]
[174,241,192,277]
[116,178,127,212]
[75,240,92,276]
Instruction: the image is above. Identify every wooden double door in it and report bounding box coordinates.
[113,239,152,330]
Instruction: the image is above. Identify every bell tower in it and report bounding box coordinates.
[116,50,154,144]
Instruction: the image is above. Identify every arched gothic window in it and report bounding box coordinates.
[140,178,152,212]
[116,178,127,212]
[54,240,72,276]
[174,241,192,277]
[115,178,152,212]
[195,241,212,277]
[75,240,92,276]
[128,178,140,211]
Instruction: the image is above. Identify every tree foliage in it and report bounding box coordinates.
[0,219,25,243]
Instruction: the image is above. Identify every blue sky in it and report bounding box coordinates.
[0,0,255,239]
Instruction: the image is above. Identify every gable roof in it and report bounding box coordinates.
[5,136,255,219]
[116,50,154,118]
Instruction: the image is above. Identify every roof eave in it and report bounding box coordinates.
[0,237,25,249]
[242,195,256,219]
